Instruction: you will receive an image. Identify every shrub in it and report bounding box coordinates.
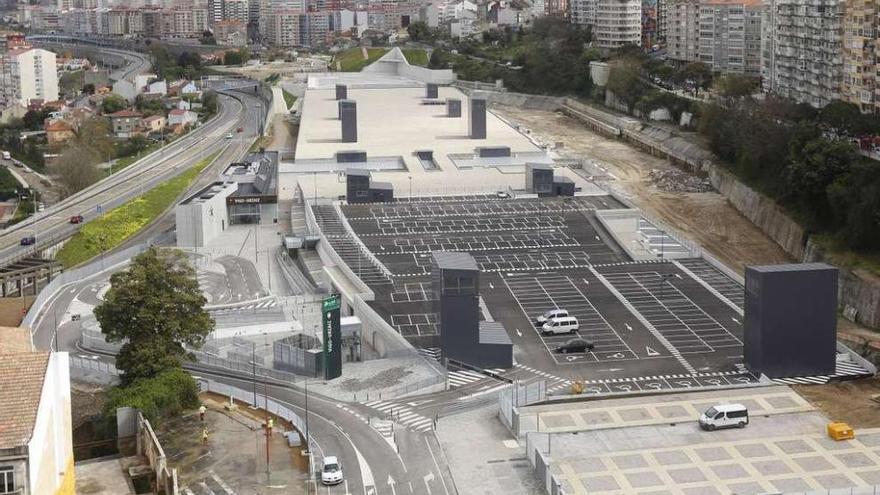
[104,369,200,424]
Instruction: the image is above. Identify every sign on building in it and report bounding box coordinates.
[322,294,342,380]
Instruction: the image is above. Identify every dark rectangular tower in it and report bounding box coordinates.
[469,96,487,139]
[339,99,357,143]
[744,263,838,378]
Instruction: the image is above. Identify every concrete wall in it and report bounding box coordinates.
[29,352,75,495]
[175,183,236,248]
[399,64,456,84]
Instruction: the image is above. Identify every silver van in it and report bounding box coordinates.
[699,404,749,431]
[541,316,579,335]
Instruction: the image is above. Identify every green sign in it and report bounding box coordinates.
[322,294,342,380]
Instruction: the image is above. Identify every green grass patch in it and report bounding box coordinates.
[56,152,219,268]
[402,48,429,67]
[282,88,298,110]
[333,48,388,72]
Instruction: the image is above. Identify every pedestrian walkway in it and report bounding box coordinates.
[362,400,434,433]
[518,386,814,435]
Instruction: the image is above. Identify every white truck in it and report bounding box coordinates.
[1,151,10,161]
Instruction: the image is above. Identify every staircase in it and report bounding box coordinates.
[312,205,391,287]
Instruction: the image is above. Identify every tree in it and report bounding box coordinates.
[827,161,880,249]
[408,21,431,42]
[817,101,867,137]
[50,143,103,197]
[677,62,713,95]
[82,83,96,95]
[784,137,857,227]
[713,73,758,99]
[102,94,127,114]
[606,59,646,112]
[95,248,214,384]
[22,109,50,130]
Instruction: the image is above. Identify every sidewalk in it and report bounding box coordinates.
[156,394,309,495]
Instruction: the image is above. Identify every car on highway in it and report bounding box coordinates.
[541,316,579,335]
[237,127,243,133]
[1,151,10,160]
[321,456,343,485]
[20,236,35,246]
[698,404,749,431]
[555,338,594,354]
[537,308,569,324]
[225,133,233,139]
[69,215,84,224]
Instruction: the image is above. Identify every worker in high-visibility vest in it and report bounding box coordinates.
[201,428,209,444]
[267,417,274,435]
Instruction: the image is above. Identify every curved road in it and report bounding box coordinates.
[28,34,151,81]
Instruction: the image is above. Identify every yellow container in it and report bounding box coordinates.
[827,422,855,441]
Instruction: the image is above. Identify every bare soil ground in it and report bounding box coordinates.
[494,106,793,274]
[0,296,34,326]
[794,377,880,428]
[267,115,298,152]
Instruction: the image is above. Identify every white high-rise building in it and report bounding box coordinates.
[697,0,764,76]
[5,47,59,107]
[762,0,844,107]
[571,0,641,49]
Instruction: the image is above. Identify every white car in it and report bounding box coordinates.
[537,308,569,324]
[321,456,343,485]
[225,133,233,139]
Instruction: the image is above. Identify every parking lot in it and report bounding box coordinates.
[342,195,760,385]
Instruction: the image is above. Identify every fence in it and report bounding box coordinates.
[137,411,178,495]
[69,355,121,377]
[22,243,149,328]
[498,380,547,434]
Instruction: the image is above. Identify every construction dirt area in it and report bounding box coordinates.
[493,105,793,275]
[795,377,880,428]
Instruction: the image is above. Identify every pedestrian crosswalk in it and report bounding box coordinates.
[447,368,505,388]
[771,359,872,385]
[418,347,441,361]
[363,400,435,433]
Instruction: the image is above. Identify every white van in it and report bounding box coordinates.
[698,404,749,431]
[537,308,569,324]
[1,151,10,160]
[541,316,579,335]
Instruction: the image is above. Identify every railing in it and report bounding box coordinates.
[70,355,121,377]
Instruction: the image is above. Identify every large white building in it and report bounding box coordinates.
[0,346,74,495]
[4,47,59,107]
[571,0,641,49]
[697,0,763,75]
[762,0,844,107]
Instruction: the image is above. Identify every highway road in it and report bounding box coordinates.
[28,35,151,82]
[0,90,253,267]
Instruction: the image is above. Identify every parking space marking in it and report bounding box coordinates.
[390,313,438,337]
[348,197,611,221]
[504,274,638,364]
[359,215,568,237]
[601,270,742,354]
[390,282,434,303]
[385,231,580,254]
[676,258,745,308]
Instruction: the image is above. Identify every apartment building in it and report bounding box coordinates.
[223,0,249,22]
[666,0,699,61]
[569,0,594,26]
[570,0,641,48]
[698,0,764,75]
[763,0,845,107]
[4,47,59,108]
[841,0,879,112]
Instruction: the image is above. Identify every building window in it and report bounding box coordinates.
[0,466,14,494]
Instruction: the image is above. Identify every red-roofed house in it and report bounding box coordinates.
[108,109,143,138]
[45,119,76,145]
